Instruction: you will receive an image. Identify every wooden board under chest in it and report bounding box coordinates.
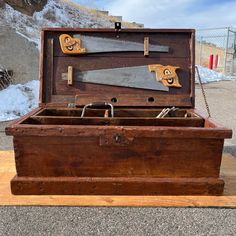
[5,28,232,195]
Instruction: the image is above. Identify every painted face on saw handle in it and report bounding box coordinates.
[149,64,182,88]
[59,34,86,55]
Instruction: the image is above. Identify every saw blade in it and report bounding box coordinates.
[74,34,169,54]
[62,66,169,92]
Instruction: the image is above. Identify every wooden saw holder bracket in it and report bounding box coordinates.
[144,37,149,56]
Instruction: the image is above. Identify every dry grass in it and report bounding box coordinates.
[61,0,143,28]
[43,9,56,22]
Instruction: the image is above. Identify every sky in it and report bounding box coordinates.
[72,0,236,29]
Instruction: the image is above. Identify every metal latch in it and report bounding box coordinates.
[115,22,121,38]
[115,22,121,31]
[100,133,134,146]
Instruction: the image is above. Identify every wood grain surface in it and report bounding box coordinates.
[0,151,235,207]
[40,29,195,107]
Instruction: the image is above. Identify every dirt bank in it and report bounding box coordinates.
[0,27,39,85]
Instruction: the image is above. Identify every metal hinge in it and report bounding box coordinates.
[115,22,121,31]
[115,22,121,38]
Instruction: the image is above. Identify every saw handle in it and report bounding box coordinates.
[81,102,114,118]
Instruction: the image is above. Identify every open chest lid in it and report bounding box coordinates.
[39,28,195,108]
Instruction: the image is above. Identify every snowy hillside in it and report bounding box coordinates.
[0,0,138,47]
[0,66,233,122]
[0,80,39,121]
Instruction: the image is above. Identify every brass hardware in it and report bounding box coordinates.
[149,64,181,88]
[144,37,149,56]
[59,34,86,55]
[68,66,73,86]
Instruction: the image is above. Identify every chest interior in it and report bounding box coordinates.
[22,28,199,126]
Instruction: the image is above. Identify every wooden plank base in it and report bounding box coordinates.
[11,176,224,196]
[0,151,236,207]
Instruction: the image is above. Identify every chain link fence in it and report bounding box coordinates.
[196,27,236,76]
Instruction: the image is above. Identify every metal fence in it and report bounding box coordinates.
[196,27,236,76]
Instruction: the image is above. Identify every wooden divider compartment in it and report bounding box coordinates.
[22,108,204,127]
[33,108,199,118]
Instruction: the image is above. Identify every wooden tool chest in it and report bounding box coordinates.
[5,28,232,195]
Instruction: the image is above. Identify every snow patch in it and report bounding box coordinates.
[196,66,233,83]
[0,80,39,121]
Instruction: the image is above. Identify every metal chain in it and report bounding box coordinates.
[195,66,211,118]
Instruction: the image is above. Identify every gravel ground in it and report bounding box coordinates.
[195,80,236,148]
[0,121,12,150]
[0,207,236,236]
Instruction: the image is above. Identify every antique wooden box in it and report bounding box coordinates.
[6,28,232,195]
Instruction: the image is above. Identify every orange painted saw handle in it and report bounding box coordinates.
[59,34,86,55]
[149,64,181,88]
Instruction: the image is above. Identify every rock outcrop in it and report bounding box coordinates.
[0,0,5,8]
[4,0,47,15]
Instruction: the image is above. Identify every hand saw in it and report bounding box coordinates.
[59,34,169,55]
[62,65,181,91]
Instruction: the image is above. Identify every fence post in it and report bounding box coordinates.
[224,27,230,75]
[214,55,218,69]
[199,36,203,66]
[209,54,214,69]
[230,31,236,76]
